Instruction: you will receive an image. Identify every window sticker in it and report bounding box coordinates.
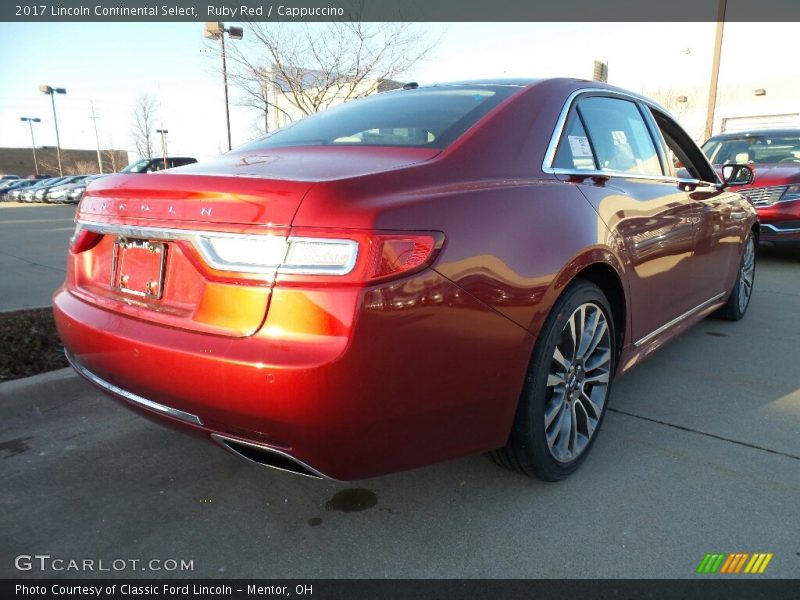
[612,130,628,145]
[568,135,593,158]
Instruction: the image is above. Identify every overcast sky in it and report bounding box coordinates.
[0,21,797,161]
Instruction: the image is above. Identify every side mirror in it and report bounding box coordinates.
[721,163,754,187]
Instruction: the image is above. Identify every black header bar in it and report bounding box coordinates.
[2,0,800,22]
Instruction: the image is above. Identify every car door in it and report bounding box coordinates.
[548,93,702,344]
[643,107,744,301]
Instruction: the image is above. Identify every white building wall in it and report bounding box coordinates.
[643,78,800,143]
[266,79,384,132]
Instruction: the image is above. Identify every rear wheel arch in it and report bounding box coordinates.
[572,262,627,363]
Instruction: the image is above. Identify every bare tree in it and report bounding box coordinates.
[227,21,436,133]
[70,160,99,175]
[130,94,158,158]
[101,134,129,172]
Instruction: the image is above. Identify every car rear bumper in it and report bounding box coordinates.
[53,271,533,480]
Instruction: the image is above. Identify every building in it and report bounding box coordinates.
[0,147,128,178]
[644,78,800,144]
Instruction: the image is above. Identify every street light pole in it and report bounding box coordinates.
[204,22,243,152]
[220,32,231,151]
[704,0,727,140]
[39,85,67,176]
[20,117,42,176]
[156,128,169,170]
[89,101,103,174]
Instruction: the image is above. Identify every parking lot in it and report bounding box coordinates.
[0,203,76,311]
[0,204,798,579]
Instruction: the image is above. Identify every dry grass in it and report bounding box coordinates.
[0,308,68,381]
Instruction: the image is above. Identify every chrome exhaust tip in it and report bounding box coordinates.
[210,433,327,479]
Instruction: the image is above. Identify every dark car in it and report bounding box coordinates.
[120,157,198,173]
[702,129,800,246]
[55,79,757,482]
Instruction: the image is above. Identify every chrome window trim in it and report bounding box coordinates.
[65,350,203,426]
[542,88,719,186]
[76,219,359,276]
[633,292,726,348]
[548,167,709,187]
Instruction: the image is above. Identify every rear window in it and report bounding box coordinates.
[702,134,800,165]
[239,86,519,151]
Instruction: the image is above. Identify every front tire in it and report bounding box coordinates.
[715,232,756,321]
[491,280,616,481]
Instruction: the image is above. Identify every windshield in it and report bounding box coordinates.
[121,159,151,173]
[239,86,519,151]
[702,134,800,165]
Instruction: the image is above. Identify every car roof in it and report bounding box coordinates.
[705,129,800,142]
[416,78,664,110]
[425,78,541,88]
[144,156,196,160]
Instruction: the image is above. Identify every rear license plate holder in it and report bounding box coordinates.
[111,238,167,299]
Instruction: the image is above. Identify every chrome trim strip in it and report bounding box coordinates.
[541,88,719,186]
[210,433,332,480]
[548,167,710,186]
[633,292,726,348]
[76,219,358,276]
[761,223,800,234]
[65,350,203,426]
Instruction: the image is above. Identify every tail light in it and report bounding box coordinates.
[72,220,444,284]
[70,223,103,254]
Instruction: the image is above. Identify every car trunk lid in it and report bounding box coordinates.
[70,173,313,338]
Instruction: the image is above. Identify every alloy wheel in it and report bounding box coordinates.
[738,236,755,313]
[544,302,612,463]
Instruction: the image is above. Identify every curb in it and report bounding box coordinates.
[0,305,52,315]
[0,367,76,394]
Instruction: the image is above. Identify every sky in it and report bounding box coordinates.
[1,21,798,162]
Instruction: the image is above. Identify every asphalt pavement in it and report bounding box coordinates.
[0,203,76,311]
[0,204,798,578]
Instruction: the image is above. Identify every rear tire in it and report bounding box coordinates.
[491,280,616,481]
[714,232,756,321]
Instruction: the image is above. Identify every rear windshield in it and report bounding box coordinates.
[238,86,519,151]
[702,134,800,165]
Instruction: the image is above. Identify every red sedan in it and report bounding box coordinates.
[54,79,758,481]
[702,129,800,246]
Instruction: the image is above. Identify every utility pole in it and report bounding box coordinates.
[89,101,103,174]
[156,128,169,170]
[704,0,727,140]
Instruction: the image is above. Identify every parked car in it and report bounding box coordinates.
[55,78,758,482]
[33,176,87,202]
[47,174,106,204]
[3,178,40,201]
[0,177,23,192]
[0,174,20,183]
[702,129,800,246]
[19,177,69,202]
[120,156,198,173]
